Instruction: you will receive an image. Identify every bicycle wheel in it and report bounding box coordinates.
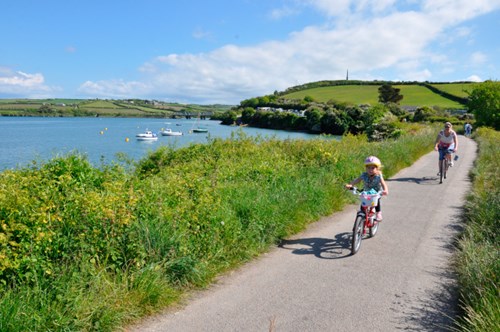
[351,215,364,255]
[444,159,450,179]
[439,158,445,183]
[444,156,449,179]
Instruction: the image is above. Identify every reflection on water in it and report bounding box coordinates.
[0,117,338,170]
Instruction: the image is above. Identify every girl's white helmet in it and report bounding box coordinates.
[364,156,381,167]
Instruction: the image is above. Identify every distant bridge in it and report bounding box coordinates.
[173,113,213,120]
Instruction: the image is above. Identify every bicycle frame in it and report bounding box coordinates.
[438,147,452,184]
[349,187,381,255]
[357,206,376,233]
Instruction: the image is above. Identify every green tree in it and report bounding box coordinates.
[468,80,500,130]
[320,109,351,135]
[240,97,259,108]
[241,107,256,124]
[304,108,323,132]
[385,102,407,117]
[219,110,238,125]
[378,84,403,104]
[303,95,315,103]
[258,95,270,105]
[413,106,436,122]
[362,104,387,127]
[38,104,54,114]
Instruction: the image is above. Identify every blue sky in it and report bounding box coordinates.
[1,0,499,104]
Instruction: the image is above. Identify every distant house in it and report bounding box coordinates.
[256,107,306,116]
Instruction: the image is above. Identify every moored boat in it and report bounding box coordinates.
[136,130,158,141]
[160,128,183,136]
[191,127,208,133]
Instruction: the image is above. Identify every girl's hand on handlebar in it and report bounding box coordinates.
[382,190,388,196]
[345,184,353,189]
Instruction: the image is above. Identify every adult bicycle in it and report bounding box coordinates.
[438,147,454,184]
[348,187,382,255]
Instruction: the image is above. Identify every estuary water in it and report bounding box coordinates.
[0,117,334,171]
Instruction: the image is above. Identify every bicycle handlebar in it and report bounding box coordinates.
[347,186,383,196]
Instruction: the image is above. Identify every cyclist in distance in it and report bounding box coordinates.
[345,156,389,221]
[434,122,458,172]
[464,122,472,137]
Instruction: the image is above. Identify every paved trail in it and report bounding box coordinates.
[129,136,476,332]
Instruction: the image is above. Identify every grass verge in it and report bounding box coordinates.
[453,127,500,331]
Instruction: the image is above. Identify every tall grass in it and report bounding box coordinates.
[0,124,434,331]
[454,128,500,331]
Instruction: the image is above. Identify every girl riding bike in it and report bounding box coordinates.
[434,122,458,174]
[345,156,389,221]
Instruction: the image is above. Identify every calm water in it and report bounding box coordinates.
[0,117,333,170]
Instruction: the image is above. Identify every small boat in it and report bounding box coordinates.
[136,130,158,141]
[160,128,183,136]
[192,127,208,133]
[190,113,209,133]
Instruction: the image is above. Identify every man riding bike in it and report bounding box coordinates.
[434,122,458,173]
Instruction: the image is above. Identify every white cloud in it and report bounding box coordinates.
[0,69,58,97]
[304,0,397,18]
[76,1,500,104]
[466,75,482,82]
[269,6,300,20]
[192,27,212,40]
[78,79,150,99]
[470,52,487,65]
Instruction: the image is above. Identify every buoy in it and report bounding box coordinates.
[125,137,129,142]
[105,128,108,131]
[100,131,104,135]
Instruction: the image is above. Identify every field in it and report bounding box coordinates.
[0,99,231,117]
[394,85,465,108]
[283,83,468,109]
[284,85,380,105]
[430,83,477,98]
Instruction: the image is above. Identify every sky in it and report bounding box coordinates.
[1,0,499,105]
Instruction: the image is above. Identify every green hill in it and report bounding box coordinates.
[0,99,232,117]
[281,81,476,109]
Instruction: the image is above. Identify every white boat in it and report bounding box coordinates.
[160,128,183,136]
[136,130,158,141]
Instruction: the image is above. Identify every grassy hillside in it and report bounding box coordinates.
[429,83,477,98]
[394,85,465,108]
[0,99,232,118]
[282,81,474,109]
[284,85,380,105]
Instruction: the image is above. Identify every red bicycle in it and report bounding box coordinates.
[348,187,382,255]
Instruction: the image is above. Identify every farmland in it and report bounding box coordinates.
[282,81,474,109]
[0,99,232,118]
